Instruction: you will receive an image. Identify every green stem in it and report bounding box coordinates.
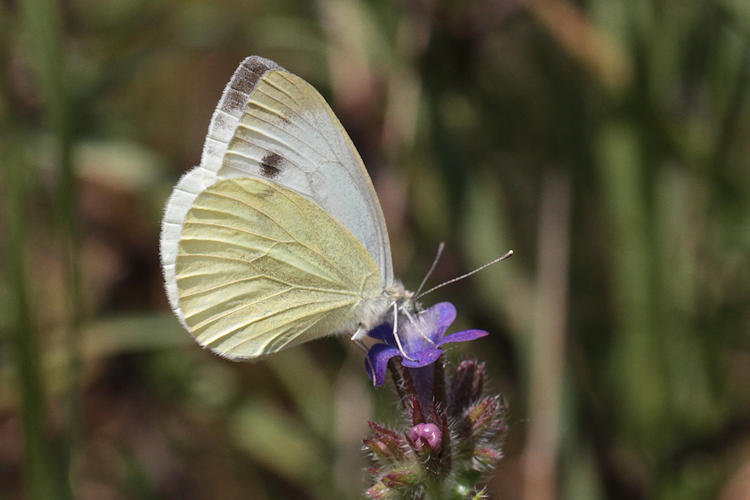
[596,121,666,445]
[2,133,60,500]
[19,0,79,497]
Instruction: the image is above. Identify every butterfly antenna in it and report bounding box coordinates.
[416,249,514,300]
[415,242,446,297]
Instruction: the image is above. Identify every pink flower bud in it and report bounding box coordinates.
[408,423,442,452]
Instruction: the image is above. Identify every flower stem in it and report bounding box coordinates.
[388,358,407,409]
[433,360,452,474]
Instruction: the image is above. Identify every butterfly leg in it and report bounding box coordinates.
[350,325,367,342]
[391,302,416,361]
[350,334,378,386]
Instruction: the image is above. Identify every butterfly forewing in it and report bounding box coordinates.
[195,57,393,285]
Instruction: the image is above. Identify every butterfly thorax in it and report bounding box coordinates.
[358,281,417,328]
[385,281,419,314]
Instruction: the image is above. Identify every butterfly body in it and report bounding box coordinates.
[351,280,419,341]
[160,56,413,359]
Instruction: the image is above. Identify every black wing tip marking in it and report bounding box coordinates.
[259,152,283,178]
[220,56,287,116]
[221,89,247,115]
[243,56,284,77]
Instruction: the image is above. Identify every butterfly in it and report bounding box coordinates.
[159,56,416,359]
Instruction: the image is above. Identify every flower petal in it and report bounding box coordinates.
[437,329,489,346]
[433,302,457,339]
[398,302,457,352]
[401,348,443,368]
[366,343,400,386]
[367,322,395,344]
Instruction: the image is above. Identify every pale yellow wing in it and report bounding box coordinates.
[176,176,383,359]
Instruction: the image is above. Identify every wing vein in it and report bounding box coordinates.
[237,113,331,164]
[251,87,340,158]
[233,181,355,286]
[262,74,304,107]
[184,220,292,243]
[201,297,357,347]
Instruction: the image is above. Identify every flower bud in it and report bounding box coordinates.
[365,421,407,462]
[381,468,418,488]
[474,446,503,464]
[408,422,442,453]
[468,396,500,437]
[449,359,485,419]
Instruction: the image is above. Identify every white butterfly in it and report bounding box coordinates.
[160,56,415,359]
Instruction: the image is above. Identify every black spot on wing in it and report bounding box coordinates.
[259,152,283,178]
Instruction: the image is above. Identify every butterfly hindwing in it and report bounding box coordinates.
[175,176,383,359]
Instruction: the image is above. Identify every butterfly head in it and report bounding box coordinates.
[386,281,421,315]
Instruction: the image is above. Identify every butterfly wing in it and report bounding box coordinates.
[175,176,383,359]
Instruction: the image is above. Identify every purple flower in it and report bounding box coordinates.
[365,302,488,386]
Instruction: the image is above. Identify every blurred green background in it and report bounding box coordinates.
[1,0,749,498]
